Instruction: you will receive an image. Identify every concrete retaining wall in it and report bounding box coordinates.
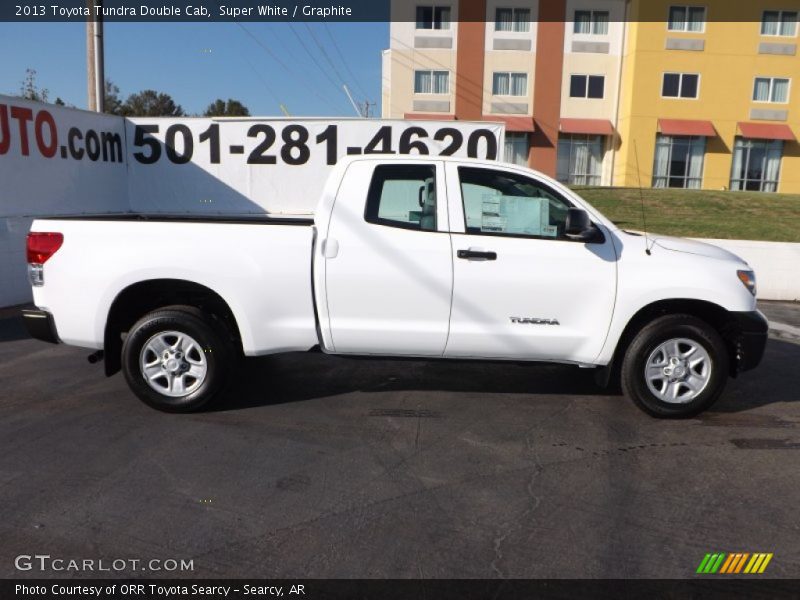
[696,239,800,302]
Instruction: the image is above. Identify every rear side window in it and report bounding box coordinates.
[364,164,438,231]
[458,167,573,239]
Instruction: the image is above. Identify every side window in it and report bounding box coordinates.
[458,167,573,239]
[365,164,438,231]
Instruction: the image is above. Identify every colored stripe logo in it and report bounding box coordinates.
[696,553,773,574]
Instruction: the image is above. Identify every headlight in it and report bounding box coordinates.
[737,270,756,296]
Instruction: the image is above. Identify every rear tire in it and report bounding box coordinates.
[621,314,728,418]
[122,306,234,412]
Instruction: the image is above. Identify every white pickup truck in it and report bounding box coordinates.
[23,156,767,417]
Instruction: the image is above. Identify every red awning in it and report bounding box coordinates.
[403,113,456,121]
[737,122,796,141]
[481,115,536,133]
[559,118,614,136]
[658,119,717,137]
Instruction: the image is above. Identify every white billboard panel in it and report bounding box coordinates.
[126,118,505,214]
[0,96,128,218]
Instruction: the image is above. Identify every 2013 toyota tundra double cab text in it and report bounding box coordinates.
[22,156,768,417]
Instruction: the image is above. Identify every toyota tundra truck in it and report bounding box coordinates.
[22,156,768,417]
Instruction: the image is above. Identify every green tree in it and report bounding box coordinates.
[204,98,250,117]
[104,80,124,115]
[121,90,185,117]
[20,68,49,103]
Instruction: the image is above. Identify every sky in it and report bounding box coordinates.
[0,21,388,116]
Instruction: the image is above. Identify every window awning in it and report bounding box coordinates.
[559,118,614,136]
[657,119,717,137]
[737,122,796,141]
[481,115,536,133]
[404,113,456,121]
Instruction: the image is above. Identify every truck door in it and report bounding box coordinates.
[321,160,453,356]
[443,163,617,363]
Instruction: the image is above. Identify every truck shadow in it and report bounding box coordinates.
[706,339,800,414]
[216,339,799,413]
[217,353,608,411]
[0,314,32,343]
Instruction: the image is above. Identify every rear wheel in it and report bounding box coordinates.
[122,306,234,412]
[621,314,728,418]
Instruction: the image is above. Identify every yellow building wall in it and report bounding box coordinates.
[616,0,800,192]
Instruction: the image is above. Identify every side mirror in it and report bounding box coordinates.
[565,208,603,243]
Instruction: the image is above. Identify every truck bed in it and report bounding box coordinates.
[30,217,319,356]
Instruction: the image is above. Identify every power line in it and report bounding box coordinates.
[304,23,351,92]
[323,23,372,101]
[233,22,345,114]
[238,49,284,110]
[287,22,348,99]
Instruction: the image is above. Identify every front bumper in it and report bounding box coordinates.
[728,310,768,374]
[22,309,60,344]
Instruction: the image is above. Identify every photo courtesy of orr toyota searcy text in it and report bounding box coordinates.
[15,584,298,597]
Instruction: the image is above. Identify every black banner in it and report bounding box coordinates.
[4,579,800,600]
[4,0,797,22]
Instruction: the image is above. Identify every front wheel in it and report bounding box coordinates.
[621,315,729,418]
[122,306,234,412]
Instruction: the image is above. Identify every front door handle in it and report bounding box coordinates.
[457,249,497,261]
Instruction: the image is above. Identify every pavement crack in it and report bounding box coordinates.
[490,532,508,578]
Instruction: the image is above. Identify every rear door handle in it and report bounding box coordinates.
[457,249,497,261]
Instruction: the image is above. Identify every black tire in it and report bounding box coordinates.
[122,305,234,412]
[621,314,729,418]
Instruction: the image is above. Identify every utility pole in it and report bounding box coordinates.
[86,0,105,112]
[362,101,375,118]
[86,0,95,111]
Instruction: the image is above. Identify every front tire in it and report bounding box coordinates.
[122,306,234,412]
[621,314,729,418]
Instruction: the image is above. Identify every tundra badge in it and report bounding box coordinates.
[510,317,560,326]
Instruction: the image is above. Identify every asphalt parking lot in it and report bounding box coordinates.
[1,302,799,579]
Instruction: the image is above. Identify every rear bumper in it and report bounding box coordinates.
[728,310,768,374]
[22,309,60,344]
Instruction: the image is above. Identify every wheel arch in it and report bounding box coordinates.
[605,298,739,384]
[104,279,243,376]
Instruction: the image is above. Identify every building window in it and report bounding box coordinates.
[753,77,790,103]
[504,133,529,166]
[495,8,530,32]
[414,70,449,94]
[667,6,706,32]
[574,10,609,35]
[416,5,451,30]
[730,138,783,192]
[569,75,604,99]
[761,10,798,36]
[662,73,699,98]
[652,135,705,189]
[557,135,603,186]
[493,72,528,96]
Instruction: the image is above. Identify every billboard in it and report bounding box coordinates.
[0,96,128,218]
[125,117,504,214]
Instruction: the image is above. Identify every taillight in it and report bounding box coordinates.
[27,232,63,264]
